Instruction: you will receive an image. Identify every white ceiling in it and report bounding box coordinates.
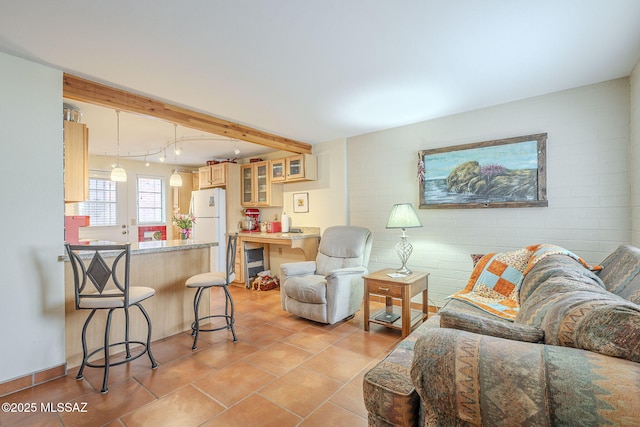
[2,1,640,167]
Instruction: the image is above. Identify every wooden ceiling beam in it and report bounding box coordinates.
[62,73,313,155]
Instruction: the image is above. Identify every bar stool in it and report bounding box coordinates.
[65,243,158,393]
[185,234,238,349]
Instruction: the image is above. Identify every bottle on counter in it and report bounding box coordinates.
[282,212,289,232]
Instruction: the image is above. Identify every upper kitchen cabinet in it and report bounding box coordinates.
[64,121,89,202]
[199,162,239,189]
[270,154,317,183]
[241,161,283,207]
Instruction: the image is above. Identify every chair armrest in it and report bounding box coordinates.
[410,328,640,426]
[280,261,317,277]
[325,266,367,280]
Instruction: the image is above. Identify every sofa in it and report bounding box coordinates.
[363,244,640,426]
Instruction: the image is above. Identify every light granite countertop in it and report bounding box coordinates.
[59,239,217,260]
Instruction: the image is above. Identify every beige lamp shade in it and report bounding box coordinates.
[386,203,422,229]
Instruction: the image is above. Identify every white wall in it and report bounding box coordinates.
[0,52,65,382]
[282,138,348,232]
[348,78,631,307]
[631,61,640,246]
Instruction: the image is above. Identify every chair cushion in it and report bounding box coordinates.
[518,275,640,363]
[315,226,372,275]
[283,275,327,304]
[597,244,640,304]
[78,286,155,309]
[185,272,235,288]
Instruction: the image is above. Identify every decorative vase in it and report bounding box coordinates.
[180,228,191,240]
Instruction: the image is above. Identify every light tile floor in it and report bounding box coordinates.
[0,286,402,426]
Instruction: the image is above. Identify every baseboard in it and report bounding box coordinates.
[0,364,66,397]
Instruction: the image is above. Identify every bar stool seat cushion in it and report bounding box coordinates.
[78,287,156,309]
[186,272,236,288]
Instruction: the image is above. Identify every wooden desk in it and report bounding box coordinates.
[236,228,320,284]
[363,268,429,338]
[237,228,320,260]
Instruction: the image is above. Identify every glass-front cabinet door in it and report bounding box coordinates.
[270,158,285,182]
[286,155,304,180]
[255,162,269,205]
[241,161,271,207]
[241,164,254,205]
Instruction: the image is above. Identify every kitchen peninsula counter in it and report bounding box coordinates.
[62,239,217,367]
[59,239,217,260]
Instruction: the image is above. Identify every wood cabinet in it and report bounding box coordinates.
[199,163,230,189]
[196,163,243,236]
[270,154,317,183]
[64,121,89,202]
[241,161,283,207]
[270,158,286,182]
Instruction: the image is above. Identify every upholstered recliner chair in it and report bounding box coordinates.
[280,226,373,324]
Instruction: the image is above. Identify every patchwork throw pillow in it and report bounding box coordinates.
[450,248,532,320]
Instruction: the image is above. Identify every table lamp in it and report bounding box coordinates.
[386,203,423,274]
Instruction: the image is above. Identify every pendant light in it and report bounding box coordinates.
[110,110,127,182]
[169,124,183,187]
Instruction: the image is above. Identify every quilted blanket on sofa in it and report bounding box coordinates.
[449,244,602,320]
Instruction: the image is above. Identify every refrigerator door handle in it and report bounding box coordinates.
[189,192,195,216]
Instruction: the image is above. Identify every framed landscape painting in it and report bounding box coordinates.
[418,133,547,209]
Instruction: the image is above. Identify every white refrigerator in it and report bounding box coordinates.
[190,188,226,272]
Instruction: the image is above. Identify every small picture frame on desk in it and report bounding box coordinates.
[293,192,309,213]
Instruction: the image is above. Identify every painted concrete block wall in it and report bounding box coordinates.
[631,62,640,246]
[348,78,631,307]
[0,52,65,382]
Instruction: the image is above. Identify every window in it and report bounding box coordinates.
[77,177,118,226]
[137,176,165,224]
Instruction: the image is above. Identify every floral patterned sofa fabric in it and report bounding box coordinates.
[362,316,440,427]
[517,253,640,363]
[410,328,640,427]
[363,244,640,426]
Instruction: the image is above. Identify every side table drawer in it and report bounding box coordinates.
[367,280,402,298]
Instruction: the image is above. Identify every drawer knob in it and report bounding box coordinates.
[380,287,390,291]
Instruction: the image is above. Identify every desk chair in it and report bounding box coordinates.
[185,234,238,349]
[65,243,158,393]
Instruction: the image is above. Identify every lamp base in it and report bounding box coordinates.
[396,266,412,275]
[395,231,413,276]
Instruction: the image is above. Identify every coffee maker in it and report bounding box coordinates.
[243,208,261,232]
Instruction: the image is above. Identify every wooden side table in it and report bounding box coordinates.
[363,268,429,338]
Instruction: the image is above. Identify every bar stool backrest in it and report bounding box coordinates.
[65,243,131,310]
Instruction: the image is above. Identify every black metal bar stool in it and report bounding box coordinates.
[185,234,238,349]
[65,243,158,393]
